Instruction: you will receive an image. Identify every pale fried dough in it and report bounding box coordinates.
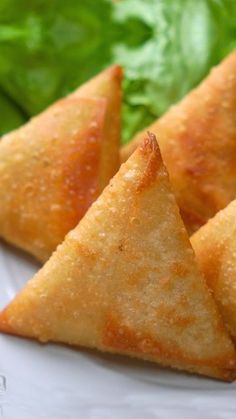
[121,52,236,233]
[191,200,236,343]
[0,134,235,381]
[0,66,122,261]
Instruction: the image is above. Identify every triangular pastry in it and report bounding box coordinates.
[72,65,122,184]
[0,134,235,381]
[0,66,122,261]
[191,199,236,343]
[121,52,236,234]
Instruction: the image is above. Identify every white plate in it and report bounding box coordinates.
[0,242,235,419]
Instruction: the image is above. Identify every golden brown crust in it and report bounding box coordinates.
[121,51,236,234]
[136,133,162,192]
[0,134,235,381]
[191,199,236,344]
[0,66,122,261]
[0,309,13,334]
[74,65,123,185]
[0,97,106,262]
[102,315,236,381]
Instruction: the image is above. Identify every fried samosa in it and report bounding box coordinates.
[0,66,122,262]
[191,199,236,343]
[121,51,236,234]
[0,133,235,381]
[72,65,122,183]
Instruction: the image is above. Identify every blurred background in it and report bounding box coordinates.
[0,0,235,143]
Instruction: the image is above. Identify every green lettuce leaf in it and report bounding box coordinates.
[0,0,114,116]
[0,0,235,142]
[113,0,236,141]
[0,90,25,135]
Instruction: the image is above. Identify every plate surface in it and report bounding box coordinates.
[0,242,235,419]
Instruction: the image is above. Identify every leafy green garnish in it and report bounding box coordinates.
[113,0,236,141]
[0,0,235,141]
[0,89,25,133]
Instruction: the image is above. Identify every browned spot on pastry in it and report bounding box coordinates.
[137,133,163,192]
[0,309,14,334]
[180,207,206,234]
[102,316,236,379]
[170,262,189,277]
